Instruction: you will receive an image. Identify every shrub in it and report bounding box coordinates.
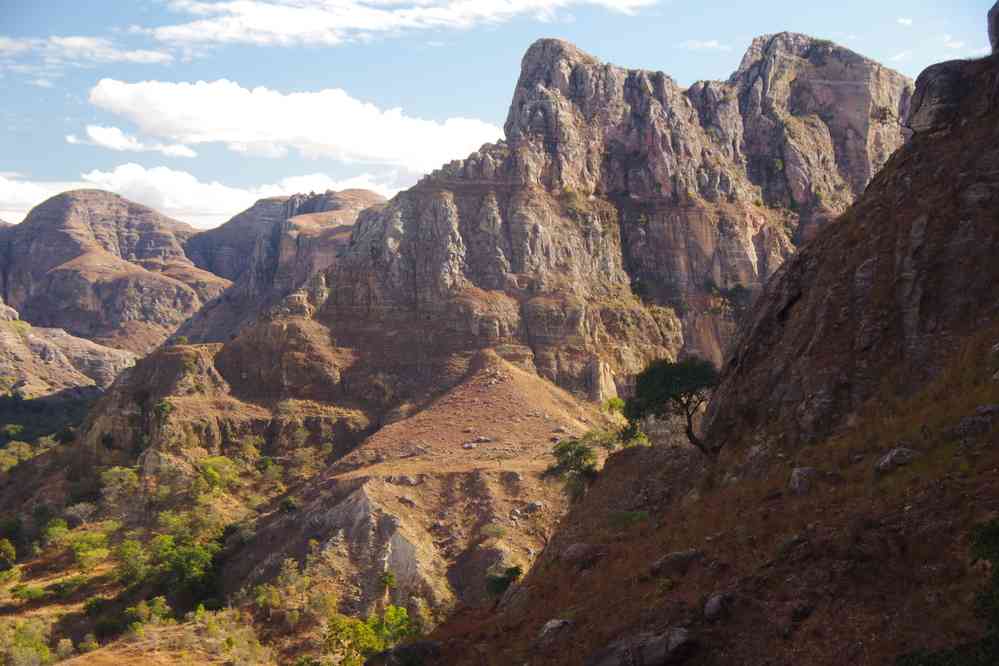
[0,538,15,570]
[486,565,523,597]
[114,539,151,586]
[153,400,175,422]
[280,497,301,513]
[198,456,239,492]
[0,618,52,665]
[100,467,140,516]
[322,605,417,665]
[56,638,75,659]
[604,397,625,414]
[41,518,69,547]
[12,584,48,602]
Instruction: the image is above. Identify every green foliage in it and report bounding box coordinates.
[153,400,175,422]
[126,596,172,626]
[609,510,650,531]
[11,584,48,602]
[625,357,719,457]
[322,605,417,665]
[380,571,397,591]
[100,466,140,516]
[114,539,151,586]
[323,614,383,666]
[486,565,523,597]
[0,537,15,570]
[0,618,53,665]
[603,397,625,414]
[1,423,24,441]
[896,519,999,664]
[41,518,69,547]
[280,497,301,513]
[174,336,190,346]
[547,437,599,501]
[198,455,239,492]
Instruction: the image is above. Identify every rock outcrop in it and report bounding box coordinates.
[0,298,135,400]
[178,189,386,342]
[0,190,230,353]
[706,47,999,449]
[990,1,998,53]
[319,35,910,374]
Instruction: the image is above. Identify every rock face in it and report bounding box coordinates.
[184,189,384,283]
[0,298,135,400]
[178,190,386,342]
[319,35,910,376]
[706,51,999,449]
[990,2,998,53]
[0,190,230,353]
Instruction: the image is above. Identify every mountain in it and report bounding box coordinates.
[0,298,134,399]
[429,16,999,666]
[0,33,927,666]
[178,189,387,342]
[0,190,230,353]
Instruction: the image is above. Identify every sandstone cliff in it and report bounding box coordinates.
[705,46,999,450]
[429,18,999,666]
[179,189,386,342]
[0,190,230,353]
[320,35,910,379]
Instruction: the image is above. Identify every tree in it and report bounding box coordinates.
[0,538,15,571]
[625,357,720,458]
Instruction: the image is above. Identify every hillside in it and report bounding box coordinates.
[429,16,999,666]
[0,31,924,666]
[0,190,230,354]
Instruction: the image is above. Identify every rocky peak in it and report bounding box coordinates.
[0,189,229,352]
[389,36,912,366]
[706,31,999,449]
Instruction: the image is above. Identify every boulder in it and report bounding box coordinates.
[649,549,704,578]
[704,592,733,621]
[876,447,921,475]
[789,467,819,496]
[586,628,694,666]
[560,543,607,570]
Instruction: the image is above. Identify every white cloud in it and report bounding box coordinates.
[896,18,913,27]
[66,125,198,158]
[0,173,89,224]
[30,78,54,88]
[675,39,732,52]
[89,78,502,175]
[0,165,400,228]
[147,0,657,47]
[0,35,172,67]
[942,34,965,50]
[890,51,912,62]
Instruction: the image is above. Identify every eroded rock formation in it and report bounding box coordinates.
[0,190,230,353]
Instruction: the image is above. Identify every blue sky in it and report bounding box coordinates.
[0,0,992,226]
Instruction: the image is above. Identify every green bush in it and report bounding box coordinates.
[114,539,152,586]
[0,618,53,665]
[0,537,15,570]
[199,456,239,491]
[604,397,625,414]
[486,565,523,597]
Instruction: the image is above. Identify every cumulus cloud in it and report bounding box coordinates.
[675,39,731,51]
[146,0,657,47]
[89,78,502,175]
[66,125,198,158]
[0,165,401,228]
[896,18,913,27]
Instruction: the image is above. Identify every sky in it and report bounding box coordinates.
[0,0,992,227]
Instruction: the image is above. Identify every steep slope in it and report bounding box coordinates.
[224,351,601,633]
[429,20,999,666]
[323,34,910,381]
[184,189,384,283]
[179,189,386,342]
[705,47,999,450]
[0,299,135,400]
[0,190,230,353]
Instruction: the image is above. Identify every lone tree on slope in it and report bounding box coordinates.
[625,357,720,458]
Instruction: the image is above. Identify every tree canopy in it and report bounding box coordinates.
[625,357,719,457]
